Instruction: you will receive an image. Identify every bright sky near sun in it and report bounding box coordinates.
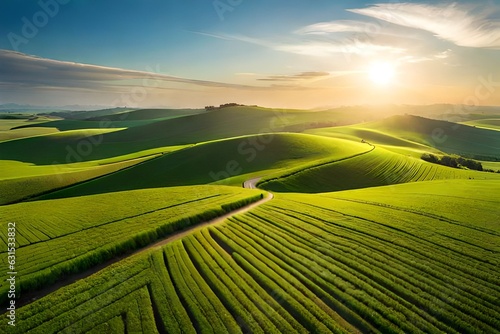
[1,0,500,108]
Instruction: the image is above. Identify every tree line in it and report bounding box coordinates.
[420,153,497,172]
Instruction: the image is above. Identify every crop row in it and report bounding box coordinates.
[259,148,486,193]
[3,185,498,333]
[237,201,499,333]
[0,189,264,306]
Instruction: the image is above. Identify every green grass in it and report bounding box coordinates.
[9,108,493,166]
[0,106,385,165]
[0,146,179,180]
[259,146,500,193]
[2,106,499,333]
[0,105,296,164]
[0,156,156,205]
[309,115,500,161]
[6,180,499,333]
[36,133,371,200]
[0,127,60,142]
[307,124,441,158]
[41,107,135,120]
[461,118,500,131]
[11,119,155,131]
[0,119,60,141]
[86,108,204,121]
[481,160,500,171]
[0,185,264,305]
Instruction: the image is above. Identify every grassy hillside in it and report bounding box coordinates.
[86,108,204,121]
[8,108,493,166]
[309,115,500,160]
[11,119,157,131]
[6,180,499,333]
[0,106,298,164]
[0,186,264,305]
[461,118,500,131]
[37,134,371,200]
[0,128,156,164]
[0,156,154,205]
[0,119,60,141]
[41,107,135,120]
[259,146,500,193]
[364,115,500,160]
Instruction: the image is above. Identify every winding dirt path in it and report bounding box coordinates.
[243,176,263,189]
[16,179,272,308]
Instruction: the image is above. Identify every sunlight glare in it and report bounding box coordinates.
[369,62,396,86]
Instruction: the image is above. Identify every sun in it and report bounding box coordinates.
[369,62,396,86]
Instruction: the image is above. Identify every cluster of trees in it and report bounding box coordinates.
[421,153,483,171]
[205,103,244,111]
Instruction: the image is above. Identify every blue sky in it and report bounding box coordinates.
[1,0,500,108]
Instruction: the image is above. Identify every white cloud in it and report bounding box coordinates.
[348,2,500,48]
[198,32,405,57]
[276,41,404,57]
[397,55,432,63]
[434,49,453,59]
[295,20,377,35]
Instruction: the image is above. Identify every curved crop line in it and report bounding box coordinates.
[7,192,267,310]
[325,196,500,239]
[11,194,224,250]
[286,200,498,268]
[257,145,376,187]
[262,204,500,306]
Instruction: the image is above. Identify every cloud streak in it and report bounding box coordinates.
[348,2,500,49]
[257,71,330,82]
[295,20,377,35]
[198,32,405,57]
[0,49,266,92]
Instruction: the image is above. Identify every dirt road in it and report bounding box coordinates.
[16,179,271,308]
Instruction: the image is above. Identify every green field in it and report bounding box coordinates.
[3,180,498,333]
[308,115,500,160]
[37,133,371,199]
[0,156,156,205]
[259,146,500,193]
[461,118,500,131]
[0,186,263,304]
[1,105,499,333]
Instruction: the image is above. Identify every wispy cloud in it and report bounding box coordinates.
[397,55,432,63]
[348,2,500,49]
[295,20,376,35]
[198,32,405,57]
[0,49,265,92]
[276,41,404,57]
[434,49,452,59]
[257,71,330,82]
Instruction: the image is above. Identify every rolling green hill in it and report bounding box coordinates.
[461,118,500,131]
[5,180,499,333]
[1,104,499,334]
[86,108,204,121]
[259,146,500,193]
[0,106,300,164]
[8,108,495,166]
[36,133,371,200]
[41,107,134,120]
[11,109,204,131]
[0,156,153,205]
[10,119,158,131]
[308,115,500,160]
